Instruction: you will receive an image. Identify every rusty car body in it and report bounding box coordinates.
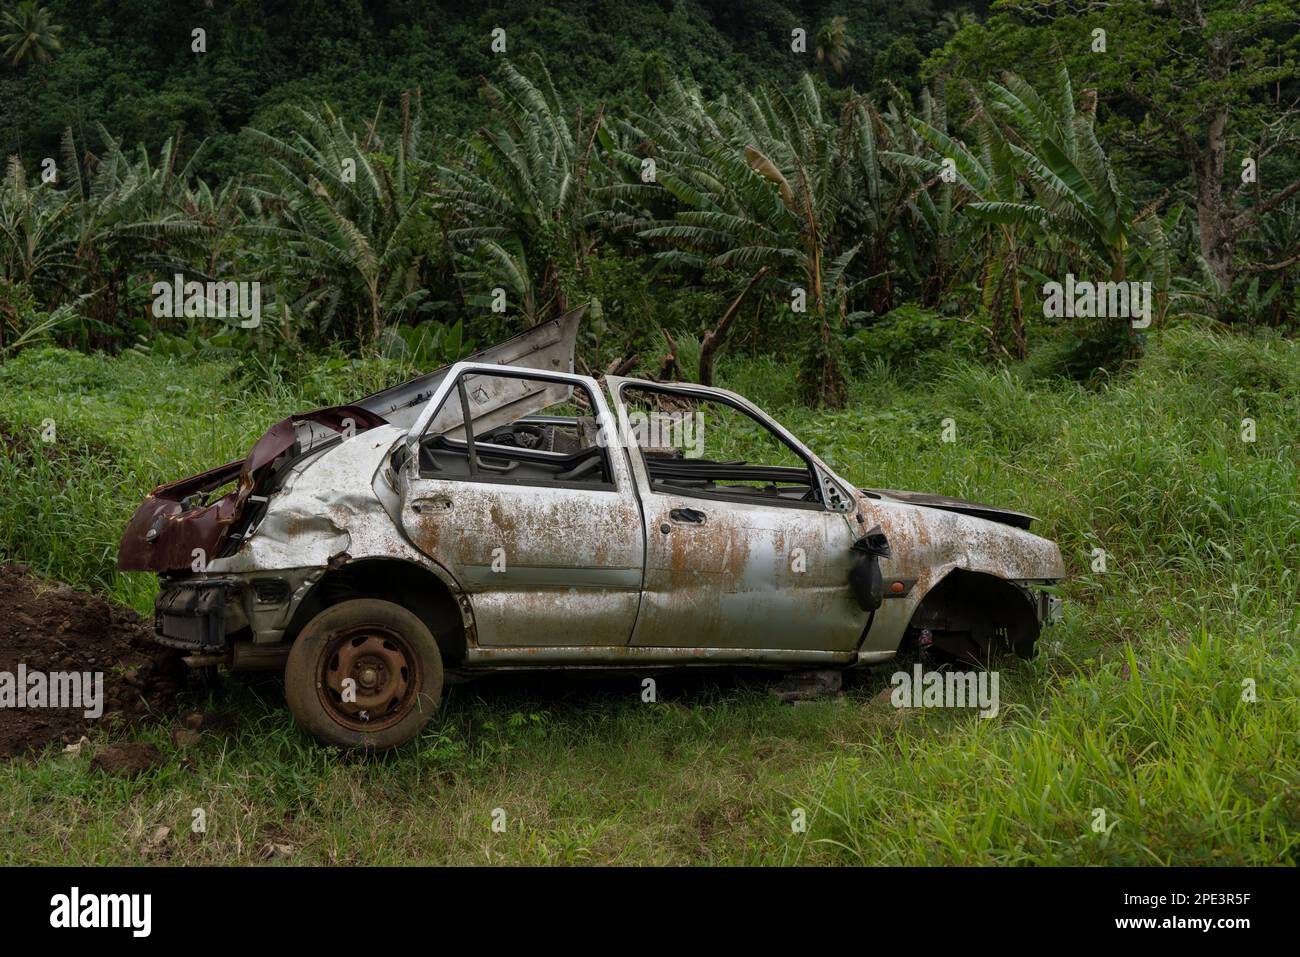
[119,307,1065,749]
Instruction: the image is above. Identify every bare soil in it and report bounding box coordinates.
[0,564,183,759]
[90,741,166,777]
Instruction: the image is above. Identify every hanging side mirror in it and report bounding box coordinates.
[848,524,891,612]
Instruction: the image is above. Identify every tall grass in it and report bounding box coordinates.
[748,325,1299,864]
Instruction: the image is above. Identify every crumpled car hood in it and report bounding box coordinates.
[861,488,1037,530]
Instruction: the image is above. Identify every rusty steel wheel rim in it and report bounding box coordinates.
[317,626,422,732]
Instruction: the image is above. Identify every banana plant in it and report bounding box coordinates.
[1,126,210,347]
[617,74,868,405]
[885,86,1032,355]
[974,67,1168,290]
[243,96,434,347]
[436,56,604,327]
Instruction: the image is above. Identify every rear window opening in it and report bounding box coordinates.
[416,372,614,488]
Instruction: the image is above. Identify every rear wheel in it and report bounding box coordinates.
[285,598,443,751]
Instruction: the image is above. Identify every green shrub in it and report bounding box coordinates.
[846,304,983,372]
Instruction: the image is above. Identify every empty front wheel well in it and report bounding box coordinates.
[906,569,1039,660]
[286,559,467,665]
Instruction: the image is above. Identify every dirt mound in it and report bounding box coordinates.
[0,564,183,759]
[90,741,165,778]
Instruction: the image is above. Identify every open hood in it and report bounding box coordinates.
[118,307,586,573]
[862,488,1037,530]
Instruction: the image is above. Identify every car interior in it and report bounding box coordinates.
[415,372,614,486]
[621,385,823,505]
[418,415,612,486]
[408,374,824,503]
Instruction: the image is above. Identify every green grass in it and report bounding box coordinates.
[0,325,1296,865]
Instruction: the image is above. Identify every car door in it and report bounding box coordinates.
[610,379,868,653]
[398,364,644,647]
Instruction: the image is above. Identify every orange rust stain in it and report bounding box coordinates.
[489,502,518,533]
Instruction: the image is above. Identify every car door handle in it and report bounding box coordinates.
[411,495,453,513]
[668,507,706,524]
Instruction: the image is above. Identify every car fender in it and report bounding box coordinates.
[856,493,1063,656]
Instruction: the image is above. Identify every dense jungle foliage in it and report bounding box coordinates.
[1,1,1295,405]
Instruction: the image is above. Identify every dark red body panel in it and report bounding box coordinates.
[117,405,385,573]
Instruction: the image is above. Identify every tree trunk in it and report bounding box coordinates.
[1006,229,1024,359]
[1194,107,1236,292]
[698,268,766,387]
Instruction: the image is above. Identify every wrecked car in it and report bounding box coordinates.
[119,307,1065,750]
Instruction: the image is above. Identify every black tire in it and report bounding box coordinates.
[285,598,443,751]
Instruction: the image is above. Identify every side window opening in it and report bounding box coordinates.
[620,385,823,507]
[417,372,613,488]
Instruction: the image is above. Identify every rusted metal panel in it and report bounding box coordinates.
[853,489,1065,656]
[117,405,385,573]
[397,365,646,647]
[631,492,866,651]
[603,373,1062,662]
[604,376,869,652]
[465,645,859,667]
[211,425,407,573]
[204,424,477,643]
[864,488,1037,530]
[400,481,644,646]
